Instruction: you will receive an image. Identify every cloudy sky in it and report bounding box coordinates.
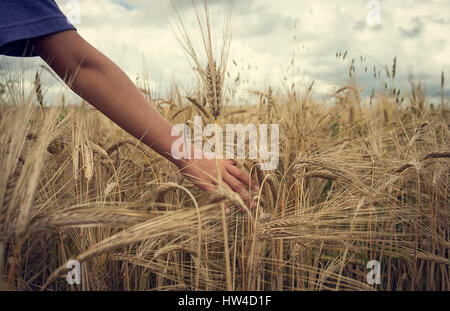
[1,0,449,102]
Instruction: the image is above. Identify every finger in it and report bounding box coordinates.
[223,172,253,209]
[226,164,259,192]
[226,159,237,166]
[189,174,216,193]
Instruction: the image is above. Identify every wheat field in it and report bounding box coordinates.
[0,2,449,291]
[0,68,448,290]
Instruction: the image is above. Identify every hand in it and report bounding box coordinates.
[177,154,259,209]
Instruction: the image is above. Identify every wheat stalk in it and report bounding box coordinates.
[106,138,153,159]
[171,0,235,120]
[34,71,44,111]
[186,96,210,118]
[82,142,94,181]
[209,185,245,209]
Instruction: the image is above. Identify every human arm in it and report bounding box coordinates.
[33,30,257,207]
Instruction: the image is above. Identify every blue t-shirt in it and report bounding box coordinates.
[0,0,76,57]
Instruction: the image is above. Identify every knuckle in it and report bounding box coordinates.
[236,185,246,193]
[231,181,241,190]
[239,171,247,179]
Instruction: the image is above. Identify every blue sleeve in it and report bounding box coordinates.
[0,0,77,57]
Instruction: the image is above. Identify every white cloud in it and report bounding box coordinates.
[1,0,449,102]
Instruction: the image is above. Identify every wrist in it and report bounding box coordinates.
[171,147,218,170]
[170,142,196,170]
